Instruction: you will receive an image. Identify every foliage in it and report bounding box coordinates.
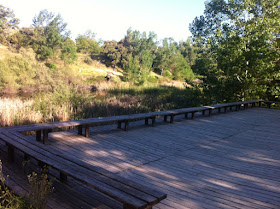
[190,0,280,101]
[0,4,19,43]
[32,10,77,64]
[76,30,101,54]
[27,172,54,209]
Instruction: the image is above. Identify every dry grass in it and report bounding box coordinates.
[0,98,72,127]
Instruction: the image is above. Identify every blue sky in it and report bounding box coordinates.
[1,0,206,42]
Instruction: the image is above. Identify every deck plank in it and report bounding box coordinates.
[2,107,280,208]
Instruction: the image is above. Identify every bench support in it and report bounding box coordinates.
[124,121,129,131]
[36,130,41,142]
[117,121,122,129]
[164,116,167,122]
[170,115,174,123]
[85,125,90,137]
[43,130,49,145]
[185,113,188,119]
[8,145,14,163]
[208,109,212,116]
[78,125,83,135]
[191,112,195,119]
[152,117,156,127]
[145,118,149,125]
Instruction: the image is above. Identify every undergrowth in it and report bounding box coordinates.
[0,161,53,209]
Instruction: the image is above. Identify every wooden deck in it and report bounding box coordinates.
[1,107,280,208]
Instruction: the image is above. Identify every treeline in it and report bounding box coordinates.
[0,6,196,84]
[1,0,279,102]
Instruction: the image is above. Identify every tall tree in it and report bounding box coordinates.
[0,5,19,43]
[32,10,74,63]
[76,30,101,54]
[190,0,280,101]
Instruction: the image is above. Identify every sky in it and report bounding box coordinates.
[1,0,206,42]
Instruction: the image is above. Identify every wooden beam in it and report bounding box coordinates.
[152,117,156,127]
[170,115,174,123]
[145,118,149,126]
[85,125,90,137]
[78,125,83,135]
[43,130,49,145]
[36,130,41,142]
[208,109,212,116]
[124,121,129,131]
[117,121,122,129]
[8,145,14,163]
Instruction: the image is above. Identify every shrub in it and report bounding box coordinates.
[84,56,93,64]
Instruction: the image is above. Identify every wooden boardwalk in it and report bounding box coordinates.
[1,107,280,208]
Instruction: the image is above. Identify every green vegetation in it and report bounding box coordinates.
[190,0,280,102]
[0,161,53,209]
[0,0,279,124]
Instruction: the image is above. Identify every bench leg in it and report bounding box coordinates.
[208,109,212,116]
[36,130,41,142]
[124,121,129,131]
[259,101,262,107]
[8,145,14,163]
[152,117,156,127]
[85,125,90,137]
[117,121,122,129]
[191,112,195,119]
[230,106,232,111]
[202,110,205,116]
[164,115,167,122]
[60,172,68,183]
[218,107,221,113]
[170,115,174,123]
[185,113,188,119]
[145,118,149,125]
[78,125,83,135]
[235,105,238,111]
[268,103,271,109]
[43,130,49,145]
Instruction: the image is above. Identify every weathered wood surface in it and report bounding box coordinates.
[0,130,166,209]
[42,107,280,209]
[0,140,122,209]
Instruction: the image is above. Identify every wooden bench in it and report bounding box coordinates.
[0,100,262,145]
[0,130,167,209]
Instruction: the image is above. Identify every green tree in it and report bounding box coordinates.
[32,10,72,62]
[76,30,101,54]
[0,4,19,43]
[190,0,280,101]
[61,38,77,64]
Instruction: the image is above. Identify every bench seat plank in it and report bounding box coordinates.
[0,131,166,208]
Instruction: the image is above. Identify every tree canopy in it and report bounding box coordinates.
[190,0,280,102]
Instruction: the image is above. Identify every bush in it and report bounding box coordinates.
[45,63,57,71]
[162,70,173,80]
[84,56,93,64]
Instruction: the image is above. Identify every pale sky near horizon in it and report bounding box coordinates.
[1,0,206,42]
